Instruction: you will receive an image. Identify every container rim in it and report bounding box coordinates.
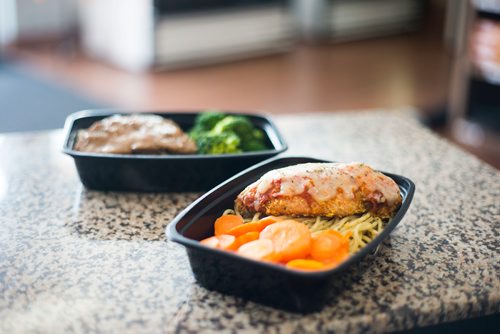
[167,156,416,279]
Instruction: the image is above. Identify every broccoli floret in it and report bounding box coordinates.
[212,116,253,139]
[196,132,241,154]
[194,111,226,131]
[189,111,227,141]
[212,116,267,151]
[251,128,265,141]
[189,113,268,154]
[241,139,267,152]
[188,125,206,141]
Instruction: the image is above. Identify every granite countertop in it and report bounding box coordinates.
[0,110,499,333]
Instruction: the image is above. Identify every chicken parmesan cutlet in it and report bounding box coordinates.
[235,163,401,219]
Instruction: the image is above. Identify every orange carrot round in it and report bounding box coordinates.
[234,231,260,248]
[286,259,325,271]
[200,234,237,250]
[237,239,279,262]
[226,221,263,237]
[226,216,284,237]
[214,214,244,236]
[322,252,349,269]
[310,230,349,263]
[259,220,311,262]
[200,235,219,248]
[257,216,284,229]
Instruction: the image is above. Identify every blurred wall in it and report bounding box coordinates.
[0,0,78,45]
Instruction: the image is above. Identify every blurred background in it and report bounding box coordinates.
[0,0,499,168]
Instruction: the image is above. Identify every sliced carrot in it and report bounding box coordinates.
[234,231,260,248]
[286,259,325,271]
[323,251,349,268]
[321,249,349,269]
[200,234,237,251]
[258,216,284,229]
[237,239,279,262]
[200,236,219,248]
[310,230,349,263]
[226,221,263,237]
[214,214,244,236]
[226,216,283,237]
[259,220,311,262]
[323,229,347,239]
[218,234,238,250]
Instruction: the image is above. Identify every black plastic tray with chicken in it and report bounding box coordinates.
[167,156,415,313]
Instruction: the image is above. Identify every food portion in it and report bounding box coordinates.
[235,162,401,219]
[74,114,197,154]
[201,213,351,271]
[73,111,269,155]
[200,162,402,271]
[189,111,267,154]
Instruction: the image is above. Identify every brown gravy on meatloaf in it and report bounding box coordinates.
[74,114,197,154]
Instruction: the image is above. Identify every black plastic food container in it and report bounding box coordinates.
[167,156,415,313]
[62,110,287,192]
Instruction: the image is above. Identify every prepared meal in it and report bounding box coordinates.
[188,111,267,154]
[74,114,197,154]
[200,162,402,271]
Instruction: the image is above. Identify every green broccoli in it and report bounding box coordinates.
[194,111,226,131]
[196,132,241,154]
[188,125,206,141]
[189,111,227,141]
[241,139,267,152]
[189,112,268,154]
[212,116,253,139]
[252,128,265,141]
[212,116,266,149]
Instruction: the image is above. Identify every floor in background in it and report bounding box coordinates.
[7,30,449,115]
[0,61,105,133]
[5,29,499,169]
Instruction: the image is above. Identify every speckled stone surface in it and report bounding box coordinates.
[0,110,499,333]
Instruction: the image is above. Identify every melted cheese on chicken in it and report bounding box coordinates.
[236,162,402,218]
